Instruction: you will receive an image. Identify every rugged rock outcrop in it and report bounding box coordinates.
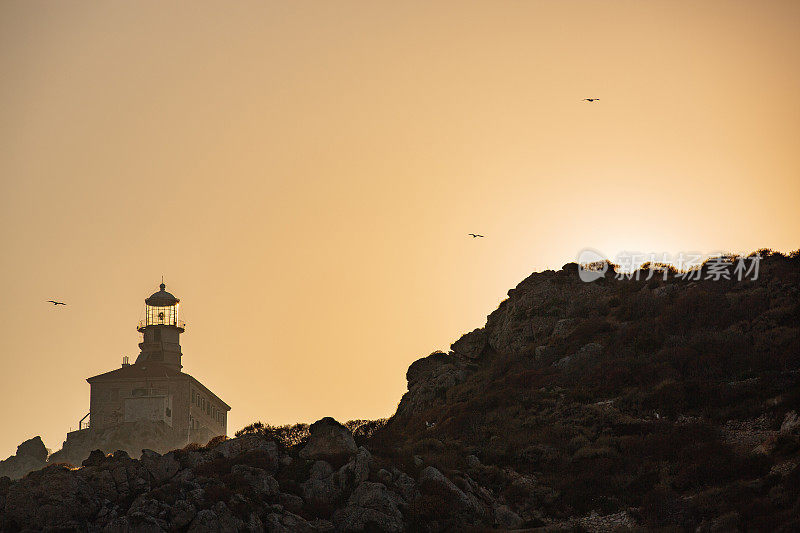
[0,419,511,531]
[0,437,48,480]
[385,251,800,531]
[449,328,488,359]
[14,437,47,463]
[395,352,468,421]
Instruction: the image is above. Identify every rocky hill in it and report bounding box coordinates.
[0,250,798,531]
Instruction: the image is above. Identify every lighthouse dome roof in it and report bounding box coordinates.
[145,283,180,306]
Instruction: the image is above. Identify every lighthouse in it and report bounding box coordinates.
[82,282,230,446]
[135,282,185,370]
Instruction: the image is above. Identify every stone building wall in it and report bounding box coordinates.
[187,382,227,437]
[90,378,185,431]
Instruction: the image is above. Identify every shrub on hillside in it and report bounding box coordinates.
[235,422,310,448]
[346,418,388,445]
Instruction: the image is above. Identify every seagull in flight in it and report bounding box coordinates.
[47,300,67,306]
[582,98,600,102]
[468,233,485,238]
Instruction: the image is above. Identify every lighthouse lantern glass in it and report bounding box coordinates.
[146,304,178,326]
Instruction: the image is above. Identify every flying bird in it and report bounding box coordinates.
[468,233,485,238]
[582,98,600,102]
[47,300,66,306]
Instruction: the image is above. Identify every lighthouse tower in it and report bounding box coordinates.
[136,283,185,370]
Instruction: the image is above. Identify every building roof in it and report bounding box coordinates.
[87,362,181,381]
[145,283,180,307]
[87,363,230,410]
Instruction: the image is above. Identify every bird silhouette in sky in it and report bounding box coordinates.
[468,233,485,238]
[582,98,600,102]
[47,300,66,306]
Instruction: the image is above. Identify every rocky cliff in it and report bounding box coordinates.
[0,250,798,531]
[0,437,48,481]
[0,421,205,481]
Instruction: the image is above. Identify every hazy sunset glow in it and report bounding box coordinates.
[1,1,798,457]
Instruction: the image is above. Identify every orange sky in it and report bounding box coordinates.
[1,1,798,458]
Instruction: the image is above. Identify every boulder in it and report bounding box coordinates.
[211,434,279,461]
[126,494,171,530]
[301,446,372,509]
[466,455,481,469]
[230,464,279,497]
[335,446,371,489]
[0,436,49,480]
[82,449,107,467]
[376,468,393,485]
[188,509,220,533]
[75,463,119,502]
[406,352,461,388]
[16,436,48,462]
[140,450,180,484]
[100,452,151,499]
[301,447,372,509]
[279,492,304,514]
[299,417,357,462]
[332,482,404,532]
[301,461,340,508]
[494,504,524,529]
[309,459,334,479]
[417,466,486,521]
[450,328,488,359]
[391,472,419,504]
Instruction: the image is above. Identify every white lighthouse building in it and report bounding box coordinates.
[84,283,230,445]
